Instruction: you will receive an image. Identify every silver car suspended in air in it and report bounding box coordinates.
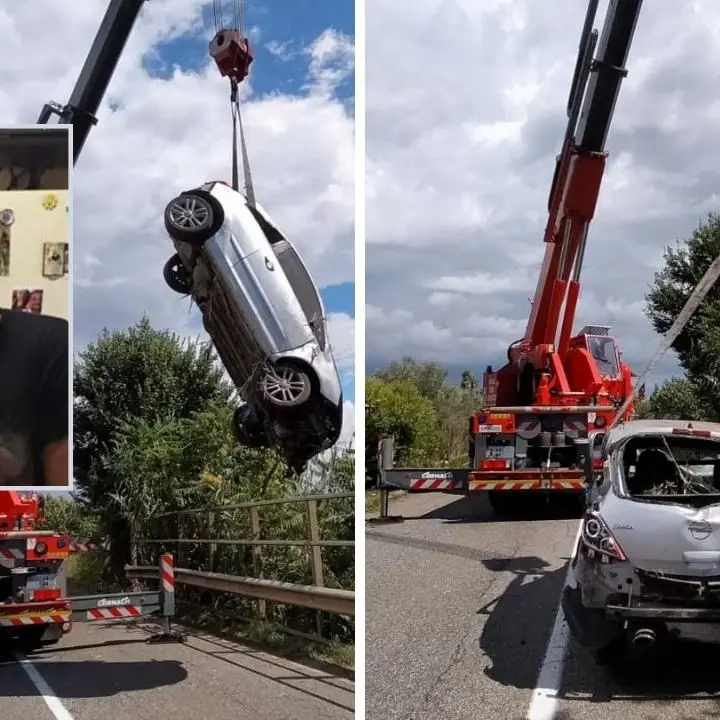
[563,419,720,665]
[161,181,343,474]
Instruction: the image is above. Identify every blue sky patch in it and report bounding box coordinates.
[321,281,354,317]
[143,0,354,103]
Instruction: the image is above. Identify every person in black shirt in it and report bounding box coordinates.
[0,309,68,486]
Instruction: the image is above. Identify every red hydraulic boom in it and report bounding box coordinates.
[371,1,649,511]
[485,0,641,416]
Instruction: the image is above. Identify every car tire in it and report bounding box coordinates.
[232,406,267,448]
[260,361,313,410]
[163,254,190,294]
[164,192,220,245]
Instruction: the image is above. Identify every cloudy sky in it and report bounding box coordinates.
[366,0,720,392]
[0,0,355,439]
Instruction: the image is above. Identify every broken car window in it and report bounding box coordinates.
[622,435,720,498]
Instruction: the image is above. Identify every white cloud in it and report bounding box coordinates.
[340,400,355,444]
[366,0,720,388]
[0,1,354,381]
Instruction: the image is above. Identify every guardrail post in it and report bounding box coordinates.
[207,512,216,572]
[148,552,184,644]
[307,499,324,636]
[250,506,266,620]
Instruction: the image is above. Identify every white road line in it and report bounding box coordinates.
[14,652,76,720]
[526,522,583,720]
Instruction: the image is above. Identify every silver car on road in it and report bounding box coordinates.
[563,419,720,665]
[162,181,343,473]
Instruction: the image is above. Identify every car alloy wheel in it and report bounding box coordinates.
[261,363,312,408]
[164,192,217,244]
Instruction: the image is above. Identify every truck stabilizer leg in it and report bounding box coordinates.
[147,553,184,644]
[366,486,404,525]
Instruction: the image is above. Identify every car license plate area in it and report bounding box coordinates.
[636,568,720,602]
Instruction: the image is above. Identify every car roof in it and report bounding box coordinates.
[605,418,720,451]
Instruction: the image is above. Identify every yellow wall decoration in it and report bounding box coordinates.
[42,193,59,211]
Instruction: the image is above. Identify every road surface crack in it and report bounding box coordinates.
[402,546,520,719]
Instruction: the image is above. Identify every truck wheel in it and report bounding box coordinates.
[488,491,514,514]
[14,626,46,651]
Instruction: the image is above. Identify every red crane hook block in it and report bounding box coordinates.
[209,29,254,84]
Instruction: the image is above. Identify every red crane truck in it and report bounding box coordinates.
[0,491,177,649]
[374,0,644,513]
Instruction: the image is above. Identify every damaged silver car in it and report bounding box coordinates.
[563,419,720,665]
[161,181,343,475]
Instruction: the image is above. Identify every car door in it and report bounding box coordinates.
[236,246,312,354]
[270,239,327,350]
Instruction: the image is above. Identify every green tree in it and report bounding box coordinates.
[648,377,712,421]
[374,357,449,402]
[41,496,100,537]
[73,317,232,574]
[106,405,288,568]
[370,359,484,465]
[645,213,720,420]
[366,377,438,464]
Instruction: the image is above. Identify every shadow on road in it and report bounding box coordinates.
[478,554,568,690]
[477,553,720,715]
[392,493,583,524]
[561,638,720,715]
[0,653,186,697]
[98,619,354,713]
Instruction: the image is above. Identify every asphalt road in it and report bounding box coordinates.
[366,492,720,720]
[0,618,354,719]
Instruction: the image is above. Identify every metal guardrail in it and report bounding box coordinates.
[125,565,354,616]
[139,492,355,630]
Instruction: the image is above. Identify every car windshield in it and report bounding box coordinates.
[621,434,720,504]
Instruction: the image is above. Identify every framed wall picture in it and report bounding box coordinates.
[43,242,65,278]
[12,288,43,314]
[62,243,69,275]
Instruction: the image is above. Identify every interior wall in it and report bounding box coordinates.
[0,189,69,320]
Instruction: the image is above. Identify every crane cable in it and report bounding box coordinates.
[212,0,256,207]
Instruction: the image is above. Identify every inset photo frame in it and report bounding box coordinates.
[12,288,43,314]
[42,241,66,277]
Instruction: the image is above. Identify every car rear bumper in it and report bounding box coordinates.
[563,584,720,649]
[606,604,720,622]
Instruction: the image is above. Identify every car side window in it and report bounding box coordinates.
[248,206,286,245]
[272,240,326,350]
